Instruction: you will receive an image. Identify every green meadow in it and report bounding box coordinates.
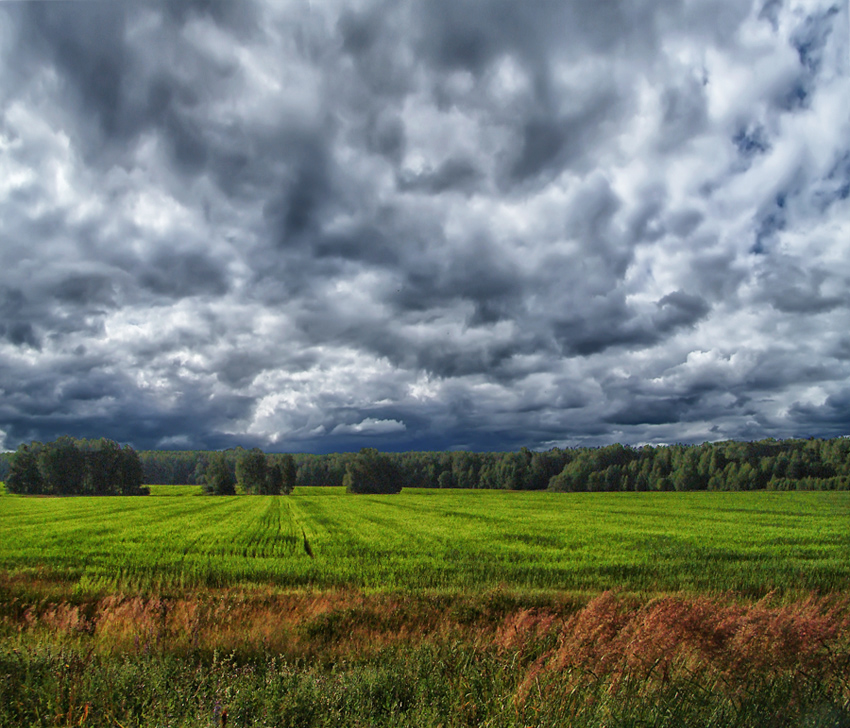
[1,487,848,596]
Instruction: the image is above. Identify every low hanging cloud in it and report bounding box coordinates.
[331,418,408,436]
[0,0,848,453]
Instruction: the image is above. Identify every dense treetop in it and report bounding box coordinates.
[5,437,146,496]
[343,449,403,494]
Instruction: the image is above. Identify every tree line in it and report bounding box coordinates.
[3,437,850,495]
[546,438,850,492]
[4,437,146,495]
[136,437,850,492]
[132,446,569,491]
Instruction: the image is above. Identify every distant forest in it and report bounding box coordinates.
[4,437,848,493]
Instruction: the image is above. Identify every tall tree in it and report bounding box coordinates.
[117,445,146,495]
[266,463,283,495]
[278,454,297,495]
[37,437,86,495]
[6,443,44,494]
[204,452,236,495]
[236,448,268,494]
[83,438,123,495]
[344,448,403,494]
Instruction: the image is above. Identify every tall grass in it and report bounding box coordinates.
[1,590,848,727]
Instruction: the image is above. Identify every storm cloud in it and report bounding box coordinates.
[0,0,848,453]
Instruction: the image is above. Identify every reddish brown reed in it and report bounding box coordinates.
[5,585,849,701]
[521,591,850,708]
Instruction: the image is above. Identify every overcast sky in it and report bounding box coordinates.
[1,0,848,453]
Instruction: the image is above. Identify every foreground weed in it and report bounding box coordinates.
[1,591,849,727]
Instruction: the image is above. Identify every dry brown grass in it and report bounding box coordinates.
[4,586,849,723]
[4,586,849,690]
[548,591,849,677]
[505,590,850,713]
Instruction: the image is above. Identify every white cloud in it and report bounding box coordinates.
[331,418,407,436]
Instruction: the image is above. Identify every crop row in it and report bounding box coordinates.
[1,489,848,596]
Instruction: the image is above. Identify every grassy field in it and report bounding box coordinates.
[1,488,849,727]
[0,487,848,596]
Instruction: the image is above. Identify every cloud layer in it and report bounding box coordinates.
[1,0,849,452]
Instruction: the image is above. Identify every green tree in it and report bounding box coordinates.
[83,438,123,495]
[117,445,146,495]
[737,462,757,491]
[6,437,145,496]
[788,450,804,480]
[548,456,590,492]
[192,456,208,486]
[496,451,528,490]
[204,452,236,495]
[6,443,44,494]
[236,448,268,494]
[37,437,86,495]
[527,450,558,490]
[672,449,701,491]
[266,463,283,495]
[344,448,403,494]
[278,454,297,495]
[451,451,477,489]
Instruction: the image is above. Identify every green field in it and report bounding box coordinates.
[2,488,850,727]
[1,487,848,596]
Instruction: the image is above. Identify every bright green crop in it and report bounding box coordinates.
[1,488,848,596]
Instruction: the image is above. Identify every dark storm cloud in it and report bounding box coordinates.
[0,342,258,450]
[53,274,116,308]
[606,397,690,426]
[786,388,850,438]
[414,0,672,72]
[397,157,481,194]
[0,287,40,349]
[790,5,841,74]
[553,291,711,357]
[14,2,131,137]
[0,0,848,453]
[137,250,230,298]
[4,0,259,184]
[769,5,841,112]
[756,261,846,313]
[387,236,524,319]
[814,151,850,210]
[507,97,621,184]
[658,76,709,152]
[264,133,336,244]
[655,291,712,331]
[159,0,260,34]
[733,123,771,160]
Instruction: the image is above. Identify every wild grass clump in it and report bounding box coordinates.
[1,590,848,727]
[515,591,850,723]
